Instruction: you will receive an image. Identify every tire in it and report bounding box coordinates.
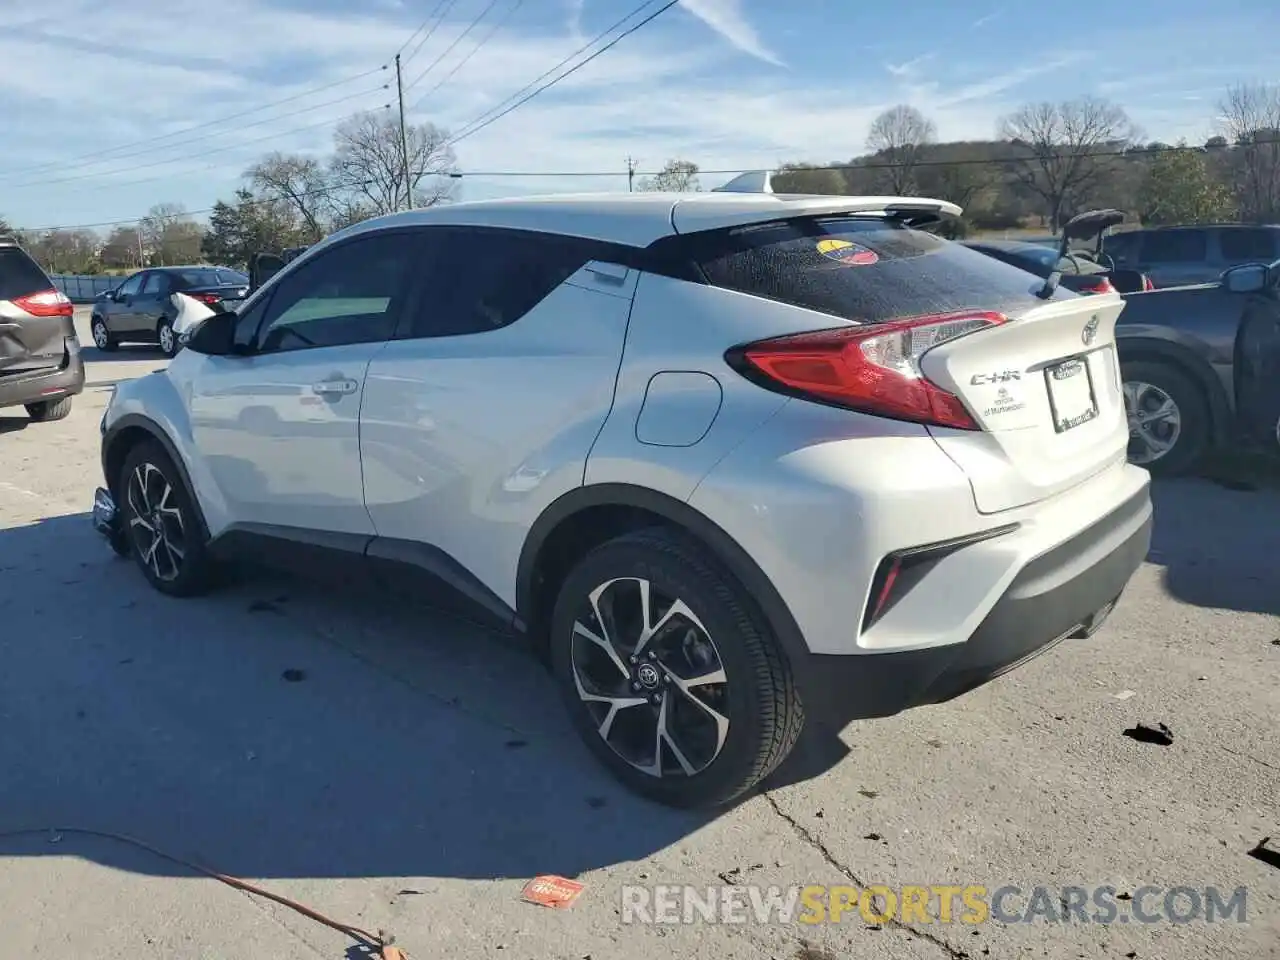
[91,317,117,352]
[157,318,178,358]
[549,527,804,809]
[24,396,72,422]
[1121,360,1211,476]
[118,441,215,597]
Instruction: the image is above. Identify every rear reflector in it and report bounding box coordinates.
[728,312,1006,430]
[13,289,73,317]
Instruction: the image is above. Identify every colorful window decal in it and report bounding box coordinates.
[816,238,880,266]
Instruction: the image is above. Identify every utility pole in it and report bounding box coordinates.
[136,225,145,268]
[395,53,414,211]
[626,156,636,193]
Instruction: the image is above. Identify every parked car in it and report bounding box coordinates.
[1103,223,1280,288]
[965,211,1154,295]
[0,235,83,422]
[1115,259,1280,472]
[92,191,1152,808]
[91,266,250,357]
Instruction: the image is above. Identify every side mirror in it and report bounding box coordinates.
[1222,263,1270,294]
[184,311,238,356]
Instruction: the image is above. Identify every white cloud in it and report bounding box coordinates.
[675,0,782,67]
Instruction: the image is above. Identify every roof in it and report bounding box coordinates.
[328,191,963,250]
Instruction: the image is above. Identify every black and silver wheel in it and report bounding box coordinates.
[157,318,178,357]
[91,317,117,352]
[550,528,803,808]
[119,442,214,596]
[1121,360,1209,476]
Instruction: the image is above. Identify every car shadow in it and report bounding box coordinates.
[1149,475,1280,616]
[0,415,29,434]
[79,344,165,364]
[0,512,733,884]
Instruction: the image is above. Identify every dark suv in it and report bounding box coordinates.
[0,236,84,422]
[1103,224,1280,288]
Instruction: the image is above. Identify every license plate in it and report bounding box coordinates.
[1045,357,1098,432]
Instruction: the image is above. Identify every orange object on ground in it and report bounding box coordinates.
[521,875,585,909]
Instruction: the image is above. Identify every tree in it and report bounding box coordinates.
[1138,148,1235,225]
[999,97,1138,230]
[247,153,333,242]
[100,226,144,269]
[771,163,847,195]
[202,189,307,268]
[865,105,936,194]
[638,159,701,192]
[1218,82,1280,222]
[330,110,457,216]
[138,203,204,266]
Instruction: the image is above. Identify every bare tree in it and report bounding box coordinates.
[330,110,457,216]
[637,159,701,192]
[865,105,937,194]
[139,203,203,266]
[1218,82,1280,222]
[247,152,333,242]
[999,97,1138,231]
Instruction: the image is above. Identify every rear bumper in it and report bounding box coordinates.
[0,342,85,410]
[795,482,1153,727]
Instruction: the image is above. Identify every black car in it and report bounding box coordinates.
[962,238,1130,295]
[0,235,84,423]
[90,266,249,357]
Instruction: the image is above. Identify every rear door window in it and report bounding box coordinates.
[0,246,54,302]
[1141,229,1208,263]
[1219,228,1277,263]
[685,217,1057,324]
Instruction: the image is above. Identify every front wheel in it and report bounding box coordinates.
[91,317,117,352]
[1121,360,1210,476]
[549,528,804,809]
[118,442,215,596]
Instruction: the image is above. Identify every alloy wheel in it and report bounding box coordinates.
[126,462,187,582]
[92,321,109,348]
[159,323,175,355]
[1123,380,1182,465]
[569,577,730,778]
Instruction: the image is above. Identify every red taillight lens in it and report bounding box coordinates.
[730,311,1006,430]
[13,289,73,317]
[1143,276,1155,291]
[190,292,222,305]
[1080,277,1116,294]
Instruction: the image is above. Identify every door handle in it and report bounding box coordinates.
[311,378,358,396]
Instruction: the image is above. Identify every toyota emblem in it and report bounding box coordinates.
[637,663,661,689]
[1082,315,1100,345]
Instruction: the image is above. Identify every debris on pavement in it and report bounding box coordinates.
[1247,837,1280,870]
[1123,722,1174,746]
[1113,689,1136,700]
[521,875,585,909]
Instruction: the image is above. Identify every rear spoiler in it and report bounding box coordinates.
[1038,209,1128,299]
[709,170,962,229]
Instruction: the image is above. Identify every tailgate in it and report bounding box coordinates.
[921,295,1129,514]
[0,302,68,375]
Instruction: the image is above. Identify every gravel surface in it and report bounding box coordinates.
[0,309,1275,959]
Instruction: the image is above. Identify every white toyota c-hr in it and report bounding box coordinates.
[93,188,1152,808]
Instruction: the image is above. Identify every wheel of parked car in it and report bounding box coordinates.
[118,441,215,597]
[91,317,117,352]
[1121,360,1210,476]
[24,396,72,422]
[549,528,804,809]
[157,318,179,358]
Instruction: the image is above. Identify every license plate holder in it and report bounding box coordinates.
[1045,357,1098,433]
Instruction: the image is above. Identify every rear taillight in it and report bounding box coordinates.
[728,311,1006,430]
[13,289,73,317]
[1080,276,1117,294]
[190,292,222,305]
[1142,276,1155,292]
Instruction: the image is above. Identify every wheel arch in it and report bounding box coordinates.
[103,414,210,540]
[516,483,809,671]
[1116,336,1232,445]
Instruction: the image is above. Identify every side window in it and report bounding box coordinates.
[252,233,414,354]
[403,227,596,339]
[1219,229,1277,263]
[117,273,145,297]
[1142,230,1207,263]
[232,296,270,352]
[142,272,171,296]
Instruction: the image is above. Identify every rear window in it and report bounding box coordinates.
[171,269,224,288]
[685,217,1060,324]
[0,246,54,302]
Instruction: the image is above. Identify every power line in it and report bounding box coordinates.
[404,0,505,95]
[409,0,524,113]
[442,0,668,146]
[0,84,390,188]
[401,0,460,66]
[0,66,388,180]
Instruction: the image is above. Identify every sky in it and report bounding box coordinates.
[0,0,1275,233]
